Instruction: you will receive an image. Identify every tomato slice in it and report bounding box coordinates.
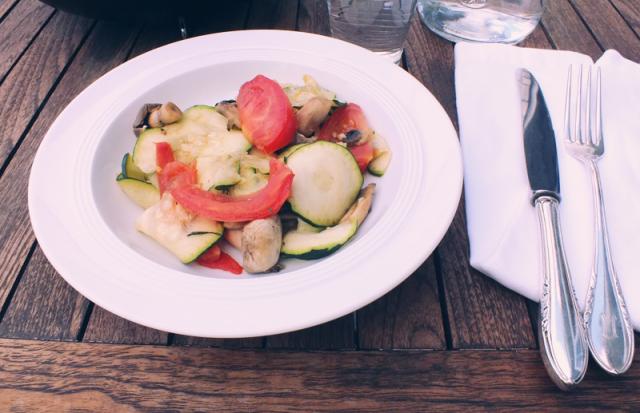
[155,142,175,170]
[237,75,296,153]
[169,158,294,222]
[318,103,373,142]
[198,249,243,274]
[349,141,374,172]
[197,244,221,263]
[158,161,197,195]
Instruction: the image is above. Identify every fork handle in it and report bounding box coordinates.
[584,161,635,375]
[535,196,589,390]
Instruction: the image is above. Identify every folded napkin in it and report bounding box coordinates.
[455,43,640,330]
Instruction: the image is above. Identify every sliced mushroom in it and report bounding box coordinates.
[295,96,332,136]
[215,100,241,130]
[223,221,248,230]
[224,229,243,250]
[133,103,161,136]
[340,183,375,227]
[295,132,317,144]
[148,102,183,128]
[241,216,282,273]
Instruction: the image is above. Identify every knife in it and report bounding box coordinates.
[518,69,589,390]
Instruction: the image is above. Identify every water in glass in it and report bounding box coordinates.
[417,0,544,44]
[327,0,417,64]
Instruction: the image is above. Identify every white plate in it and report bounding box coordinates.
[28,30,462,338]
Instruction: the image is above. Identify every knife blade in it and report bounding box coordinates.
[518,68,588,390]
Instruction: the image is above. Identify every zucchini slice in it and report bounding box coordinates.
[121,153,146,181]
[132,106,251,174]
[281,218,357,260]
[286,141,363,227]
[296,217,323,233]
[228,165,269,196]
[278,143,308,163]
[116,176,160,209]
[367,133,391,177]
[136,194,223,263]
[196,154,241,191]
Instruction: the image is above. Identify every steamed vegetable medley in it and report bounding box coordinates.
[116,75,391,274]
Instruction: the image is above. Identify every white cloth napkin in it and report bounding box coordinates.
[455,43,640,331]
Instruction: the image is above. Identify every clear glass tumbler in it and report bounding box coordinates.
[327,0,418,64]
[417,0,544,44]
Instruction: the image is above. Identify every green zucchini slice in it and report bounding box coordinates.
[116,176,160,209]
[281,218,357,260]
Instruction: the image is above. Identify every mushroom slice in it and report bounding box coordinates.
[133,103,161,136]
[340,183,375,227]
[215,100,241,130]
[241,216,282,273]
[295,97,332,136]
[223,221,248,230]
[133,102,183,136]
[224,229,243,250]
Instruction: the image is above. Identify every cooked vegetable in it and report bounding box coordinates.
[133,105,251,174]
[237,75,296,153]
[241,216,282,273]
[286,141,363,227]
[148,102,183,128]
[349,141,374,172]
[196,154,241,191]
[340,183,375,226]
[197,245,243,274]
[167,159,294,222]
[318,103,373,142]
[278,143,308,163]
[215,100,241,129]
[228,165,269,196]
[296,218,322,233]
[121,153,146,181]
[295,97,332,136]
[282,74,336,107]
[155,141,175,169]
[224,228,243,249]
[367,133,391,176]
[281,218,357,259]
[136,193,223,263]
[116,176,160,209]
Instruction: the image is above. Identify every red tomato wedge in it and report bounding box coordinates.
[158,161,196,195]
[349,142,375,172]
[318,103,373,142]
[168,158,294,222]
[237,75,296,153]
[197,244,221,263]
[155,142,174,169]
[198,249,243,274]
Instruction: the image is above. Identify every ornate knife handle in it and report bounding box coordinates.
[535,195,589,390]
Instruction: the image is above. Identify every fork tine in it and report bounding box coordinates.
[595,66,603,148]
[586,66,594,146]
[576,65,583,144]
[564,65,574,143]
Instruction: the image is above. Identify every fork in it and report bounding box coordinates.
[564,65,635,375]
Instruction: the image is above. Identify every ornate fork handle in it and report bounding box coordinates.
[583,160,634,375]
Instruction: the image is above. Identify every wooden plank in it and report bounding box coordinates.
[297,0,330,35]
[266,315,356,349]
[0,0,54,84]
[357,258,446,350]
[0,22,140,339]
[187,0,251,37]
[540,0,601,59]
[571,0,640,61]
[172,335,263,349]
[404,18,536,349]
[610,0,640,40]
[0,339,639,411]
[0,11,93,173]
[82,306,168,345]
[246,0,298,29]
[0,248,89,340]
[0,0,19,21]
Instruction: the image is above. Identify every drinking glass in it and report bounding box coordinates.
[417,0,544,44]
[327,0,418,64]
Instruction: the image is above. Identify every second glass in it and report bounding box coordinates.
[327,0,418,64]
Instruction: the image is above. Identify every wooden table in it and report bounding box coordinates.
[0,0,638,410]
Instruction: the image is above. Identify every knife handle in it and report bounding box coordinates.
[535,196,589,390]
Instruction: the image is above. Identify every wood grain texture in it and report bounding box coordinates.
[357,258,446,350]
[0,339,639,411]
[0,0,54,83]
[297,0,330,35]
[83,306,168,345]
[0,0,19,22]
[187,0,251,37]
[541,0,601,59]
[610,0,640,40]
[404,17,536,349]
[0,247,89,340]
[571,0,640,61]
[0,11,93,172]
[267,315,356,349]
[0,22,140,340]
[172,335,263,348]
[246,0,299,29]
